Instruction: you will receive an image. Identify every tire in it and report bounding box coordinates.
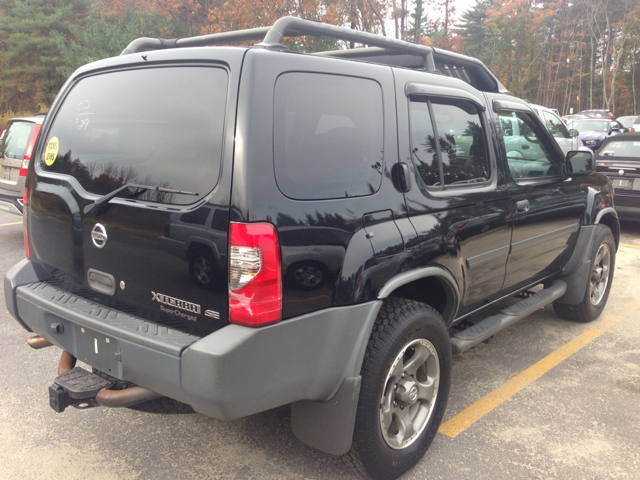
[344,298,452,480]
[286,261,327,290]
[189,247,217,289]
[554,224,615,323]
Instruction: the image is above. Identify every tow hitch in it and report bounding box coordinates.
[47,349,162,412]
[49,367,115,412]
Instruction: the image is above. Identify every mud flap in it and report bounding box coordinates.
[290,376,361,456]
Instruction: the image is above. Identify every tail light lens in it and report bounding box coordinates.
[163,221,171,238]
[23,187,30,258]
[19,124,41,177]
[229,222,281,327]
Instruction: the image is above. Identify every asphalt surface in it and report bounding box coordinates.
[1,209,639,479]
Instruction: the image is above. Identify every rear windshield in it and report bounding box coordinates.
[571,120,608,132]
[0,121,35,159]
[40,66,228,205]
[599,140,640,158]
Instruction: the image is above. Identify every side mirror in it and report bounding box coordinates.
[566,150,594,176]
[568,128,580,138]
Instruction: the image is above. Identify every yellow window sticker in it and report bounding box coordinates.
[44,137,59,166]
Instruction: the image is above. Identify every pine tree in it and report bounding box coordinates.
[456,0,492,64]
[0,0,90,112]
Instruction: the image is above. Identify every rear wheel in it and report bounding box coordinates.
[345,298,451,480]
[286,262,327,290]
[189,247,216,289]
[554,224,615,322]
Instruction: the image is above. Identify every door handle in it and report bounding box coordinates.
[516,200,529,212]
[521,144,530,150]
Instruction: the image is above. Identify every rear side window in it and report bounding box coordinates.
[40,66,228,205]
[1,121,35,159]
[273,72,384,200]
[410,96,490,187]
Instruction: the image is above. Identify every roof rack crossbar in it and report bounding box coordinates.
[119,16,509,94]
[121,27,271,55]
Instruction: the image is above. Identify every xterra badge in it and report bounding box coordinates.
[151,291,201,314]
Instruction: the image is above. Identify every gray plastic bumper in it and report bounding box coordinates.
[7,262,380,424]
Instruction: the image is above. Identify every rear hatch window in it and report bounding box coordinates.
[1,120,35,159]
[40,66,228,205]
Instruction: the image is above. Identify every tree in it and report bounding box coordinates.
[58,2,190,76]
[456,0,492,64]
[0,0,90,112]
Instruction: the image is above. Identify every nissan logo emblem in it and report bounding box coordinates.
[91,223,108,249]
[409,385,418,403]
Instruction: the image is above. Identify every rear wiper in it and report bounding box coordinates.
[84,183,198,215]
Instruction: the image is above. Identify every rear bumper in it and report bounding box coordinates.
[614,193,640,221]
[5,259,380,421]
[0,184,23,215]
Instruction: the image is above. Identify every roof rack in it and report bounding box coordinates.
[121,16,509,95]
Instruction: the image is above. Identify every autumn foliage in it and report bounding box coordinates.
[0,0,639,116]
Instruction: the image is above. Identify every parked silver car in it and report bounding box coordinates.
[0,114,45,215]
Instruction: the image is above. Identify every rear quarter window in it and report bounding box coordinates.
[39,66,228,205]
[273,72,384,200]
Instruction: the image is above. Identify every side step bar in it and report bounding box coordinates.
[450,280,567,355]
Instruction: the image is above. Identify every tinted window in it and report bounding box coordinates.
[600,140,640,157]
[543,111,569,138]
[498,111,560,179]
[409,99,439,186]
[40,67,228,205]
[1,121,35,159]
[410,97,490,187]
[274,73,384,200]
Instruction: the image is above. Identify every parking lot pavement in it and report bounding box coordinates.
[1,209,638,480]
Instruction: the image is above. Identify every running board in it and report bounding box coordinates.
[450,280,567,355]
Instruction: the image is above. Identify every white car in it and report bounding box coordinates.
[529,104,586,155]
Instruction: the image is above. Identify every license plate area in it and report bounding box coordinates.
[612,178,633,190]
[74,325,121,377]
[1,165,15,182]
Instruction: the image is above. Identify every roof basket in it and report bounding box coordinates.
[121,16,509,95]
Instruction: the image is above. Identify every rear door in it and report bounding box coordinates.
[394,70,512,316]
[30,50,245,336]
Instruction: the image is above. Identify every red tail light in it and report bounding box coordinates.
[163,221,171,238]
[23,187,30,258]
[228,222,282,327]
[19,124,41,177]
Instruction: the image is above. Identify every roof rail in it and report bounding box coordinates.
[120,16,509,95]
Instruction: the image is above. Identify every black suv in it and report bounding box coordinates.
[4,17,619,480]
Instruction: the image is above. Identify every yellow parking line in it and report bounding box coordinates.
[0,221,21,227]
[620,243,640,249]
[438,317,618,438]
